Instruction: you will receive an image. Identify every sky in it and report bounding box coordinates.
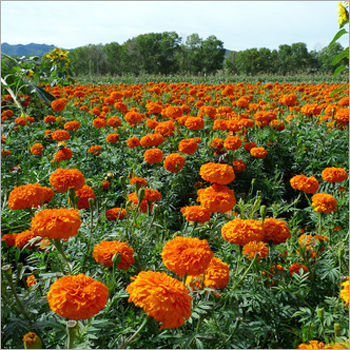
[1,1,348,51]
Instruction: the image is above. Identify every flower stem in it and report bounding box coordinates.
[119,316,148,349]
[52,239,73,274]
[231,253,258,291]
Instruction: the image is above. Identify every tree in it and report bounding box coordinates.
[201,35,225,74]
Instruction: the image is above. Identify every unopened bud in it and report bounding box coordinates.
[334,323,341,336]
[23,332,42,349]
[317,307,324,321]
[260,205,267,223]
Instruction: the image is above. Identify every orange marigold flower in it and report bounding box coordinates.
[51,98,68,112]
[93,240,134,269]
[161,236,214,276]
[178,138,198,155]
[146,102,163,114]
[124,111,144,126]
[126,271,192,329]
[243,141,257,151]
[140,133,164,147]
[1,233,17,246]
[49,168,85,193]
[185,116,204,130]
[232,159,246,173]
[15,117,27,126]
[311,193,337,214]
[105,133,120,144]
[126,137,140,148]
[262,217,291,245]
[107,116,122,127]
[210,138,224,150]
[289,263,309,275]
[321,167,348,183]
[144,148,164,164]
[30,143,44,156]
[197,184,236,213]
[180,205,211,223]
[221,218,264,246]
[155,120,175,136]
[75,185,95,209]
[128,189,160,213]
[334,108,349,125]
[204,257,230,289]
[64,120,80,131]
[105,208,127,221]
[298,340,326,349]
[340,277,349,307]
[243,240,268,260]
[290,175,319,194]
[47,273,108,320]
[8,184,54,210]
[200,162,235,185]
[130,176,148,187]
[15,230,37,248]
[146,118,159,129]
[88,145,102,155]
[51,130,70,141]
[223,136,242,151]
[101,180,110,190]
[53,147,73,163]
[270,119,285,131]
[27,275,37,287]
[31,208,81,239]
[250,147,267,158]
[164,153,185,173]
[92,118,106,128]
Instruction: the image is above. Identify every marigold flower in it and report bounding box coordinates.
[130,176,148,187]
[8,183,54,210]
[289,263,309,275]
[88,145,102,155]
[30,143,44,156]
[75,185,95,209]
[197,184,236,213]
[204,257,230,289]
[321,167,348,183]
[101,180,110,190]
[126,137,140,148]
[311,193,337,214]
[243,141,257,151]
[105,133,119,144]
[340,277,349,307]
[243,241,268,260]
[290,175,319,194]
[200,162,235,185]
[180,205,211,223]
[161,236,214,277]
[144,148,164,164]
[224,136,242,151]
[298,340,326,349]
[47,273,108,320]
[27,275,37,287]
[146,118,159,129]
[51,130,70,141]
[210,138,224,150]
[140,133,164,147]
[178,138,198,154]
[155,120,175,136]
[126,271,192,329]
[31,208,81,239]
[221,218,264,246]
[105,208,127,220]
[124,111,144,125]
[1,233,17,246]
[250,147,267,158]
[232,159,246,173]
[262,218,291,244]
[92,118,106,128]
[23,332,42,349]
[185,116,204,130]
[53,147,73,163]
[64,120,80,131]
[93,240,134,269]
[49,168,85,193]
[107,116,122,127]
[164,153,185,173]
[334,108,349,125]
[15,230,37,248]
[15,117,27,126]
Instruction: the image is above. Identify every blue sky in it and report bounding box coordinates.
[1,1,348,51]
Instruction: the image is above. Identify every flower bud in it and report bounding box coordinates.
[23,332,42,349]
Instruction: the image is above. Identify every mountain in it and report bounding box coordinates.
[1,43,59,57]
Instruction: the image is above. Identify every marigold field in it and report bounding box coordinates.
[1,78,349,349]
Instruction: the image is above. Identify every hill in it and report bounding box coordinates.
[1,43,58,56]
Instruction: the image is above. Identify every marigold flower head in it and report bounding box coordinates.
[88,145,102,155]
[92,118,106,128]
[185,116,204,130]
[27,275,37,287]
[321,167,348,183]
[155,120,175,136]
[262,217,291,244]
[340,277,349,307]
[250,147,267,158]
[93,240,134,269]
[221,218,264,246]
[334,108,349,125]
[126,271,192,329]
[144,148,164,164]
[200,162,235,185]
[124,111,144,125]
[51,98,68,112]
[164,153,185,173]
[30,143,44,156]
[224,136,242,151]
[161,236,214,276]
[126,137,140,148]
[51,130,70,141]
[23,332,42,349]
[105,208,127,220]
[53,147,73,163]
[106,133,119,144]
[15,230,37,248]
[49,168,85,193]
[64,120,80,131]
[298,340,326,349]
[232,159,246,173]
[146,118,159,129]
[204,257,230,289]
[289,263,309,275]
[311,193,337,214]
[75,185,95,209]
[140,133,164,147]
[290,175,319,194]
[180,206,211,223]
[178,138,198,154]
[8,183,54,210]
[197,184,236,213]
[107,116,122,127]
[1,233,17,246]
[243,241,269,260]
[47,273,108,320]
[130,176,148,187]
[31,208,81,239]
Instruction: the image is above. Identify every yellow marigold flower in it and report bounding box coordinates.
[243,241,269,260]
[92,240,135,269]
[200,162,235,185]
[262,217,291,244]
[126,271,192,329]
[311,193,337,214]
[23,332,42,349]
[221,218,264,246]
[180,205,211,223]
[31,208,81,239]
[340,277,349,307]
[161,236,214,276]
[321,167,348,183]
[47,274,108,320]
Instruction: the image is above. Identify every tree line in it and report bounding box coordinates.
[67,31,347,76]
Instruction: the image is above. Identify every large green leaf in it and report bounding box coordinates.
[333,64,347,77]
[22,76,56,103]
[331,48,349,66]
[329,29,348,47]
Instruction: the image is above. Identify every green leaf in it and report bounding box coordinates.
[330,85,347,96]
[331,48,349,66]
[329,28,348,47]
[333,65,347,77]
